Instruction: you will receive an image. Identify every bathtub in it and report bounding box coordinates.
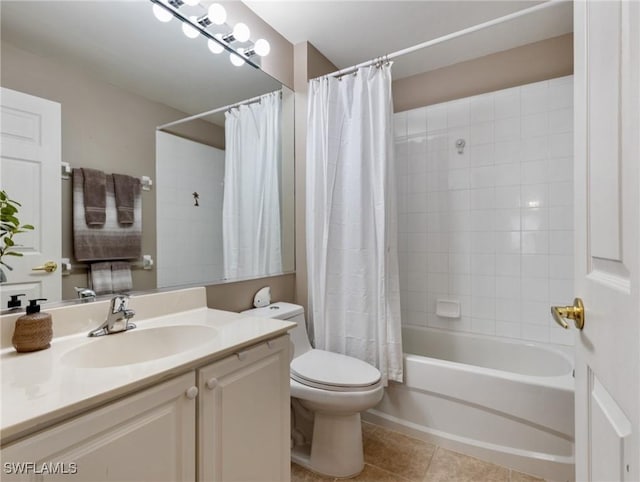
[364,326,575,482]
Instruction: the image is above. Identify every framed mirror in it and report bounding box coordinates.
[0,0,294,308]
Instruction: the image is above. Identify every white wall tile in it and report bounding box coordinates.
[521,113,548,138]
[494,254,521,277]
[407,107,427,136]
[395,76,573,349]
[522,254,549,279]
[494,87,520,119]
[494,118,521,142]
[549,108,573,134]
[427,104,447,132]
[549,255,573,280]
[494,140,521,164]
[447,99,470,128]
[394,111,408,138]
[496,298,522,322]
[549,230,573,255]
[470,187,495,209]
[469,122,494,145]
[470,95,494,123]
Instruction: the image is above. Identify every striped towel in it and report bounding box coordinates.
[90,261,132,295]
[73,169,142,261]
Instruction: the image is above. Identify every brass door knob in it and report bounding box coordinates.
[551,298,585,330]
[32,261,58,273]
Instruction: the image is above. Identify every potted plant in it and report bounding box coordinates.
[0,190,34,282]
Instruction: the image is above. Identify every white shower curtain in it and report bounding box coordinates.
[223,91,282,279]
[306,64,403,383]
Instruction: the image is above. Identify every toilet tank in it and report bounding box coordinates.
[242,302,312,358]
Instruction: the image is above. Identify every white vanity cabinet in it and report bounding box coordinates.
[198,334,291,482]
[1,372,197,482]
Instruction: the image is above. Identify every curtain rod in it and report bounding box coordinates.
[315,0,564,80]
[157,90,282,131]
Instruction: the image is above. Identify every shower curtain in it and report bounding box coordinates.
[223,91,282,279]
[306,64,403,383]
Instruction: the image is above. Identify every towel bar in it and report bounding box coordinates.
[60,255,154,276]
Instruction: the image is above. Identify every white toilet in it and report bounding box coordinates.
[243,302,384,478]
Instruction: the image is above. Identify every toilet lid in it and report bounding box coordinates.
[290,350,381,391]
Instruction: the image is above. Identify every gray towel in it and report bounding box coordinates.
[112,174,140,225]
[90,262,112,295]
[81,168,106,225]
[73,170,142,261]
[111,261,132,292]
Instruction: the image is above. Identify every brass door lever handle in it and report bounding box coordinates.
[32,261,58,273]
[551,298,585,330]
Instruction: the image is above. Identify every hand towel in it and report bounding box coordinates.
[111,261,133,292]
[90,262,112,295]
[112,174,140,225]
[80,168,107,225]
[73,172,142,261]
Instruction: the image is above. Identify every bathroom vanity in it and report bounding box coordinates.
[0,288,293,482]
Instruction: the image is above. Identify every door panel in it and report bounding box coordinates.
[1,88,61,306]
[574,1,640,481]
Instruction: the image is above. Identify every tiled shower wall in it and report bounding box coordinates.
[394,76,574,346]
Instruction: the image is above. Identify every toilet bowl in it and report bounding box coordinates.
[243,302,384,478]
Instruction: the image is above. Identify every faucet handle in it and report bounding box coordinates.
[111,294,129,313]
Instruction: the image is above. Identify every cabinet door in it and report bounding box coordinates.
[2,372,196,482]
[198,335,290,482]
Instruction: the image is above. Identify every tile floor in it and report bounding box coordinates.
[291,422,545,482]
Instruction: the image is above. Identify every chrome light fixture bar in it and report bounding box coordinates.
[149,0,270,69]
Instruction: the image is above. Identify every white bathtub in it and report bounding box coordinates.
[365,326,575,482]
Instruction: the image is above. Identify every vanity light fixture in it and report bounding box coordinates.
[150,0,270,67]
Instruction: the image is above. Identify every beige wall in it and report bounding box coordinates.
[393,34,573,112]
[293,42,338,312]
[206,273,295,312]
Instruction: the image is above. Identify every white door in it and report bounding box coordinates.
[572,1,640,481]
[0,88,61,306]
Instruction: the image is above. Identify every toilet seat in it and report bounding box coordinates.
[290,349,381,392]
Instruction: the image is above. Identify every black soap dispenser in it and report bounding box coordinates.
[7,293,25,310]
[12,298,53,353]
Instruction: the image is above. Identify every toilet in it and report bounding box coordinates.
[243,302,384,478]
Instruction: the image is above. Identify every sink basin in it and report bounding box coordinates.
[61,325,218,368]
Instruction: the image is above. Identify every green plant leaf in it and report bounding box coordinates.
[4,251,23,257]
[4,237,14,247]
[21,224,35,230]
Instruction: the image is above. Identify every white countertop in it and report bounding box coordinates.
[0,288,294,444]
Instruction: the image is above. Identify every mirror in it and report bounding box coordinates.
[0,1,294,305]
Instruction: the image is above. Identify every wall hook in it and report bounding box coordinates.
[455,138,466,154]
[192,192,200,207]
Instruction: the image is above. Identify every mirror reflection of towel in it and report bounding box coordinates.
[73,169,142,261]
[81,168,106,225]
[112,174,140,225]
[90,262,112,295]
[90,261,132,295]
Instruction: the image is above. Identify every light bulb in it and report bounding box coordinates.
[253,39,270,57]
[207,3,226,25]
[152,3,173,22]
[232,22,250,43]
[230,49,245,67]
[182,17,199,39]
[183,0,199,5]
[208,36,224,54]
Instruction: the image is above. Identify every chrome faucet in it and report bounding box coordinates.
[75,287,96,302]
[88,295,136,337]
